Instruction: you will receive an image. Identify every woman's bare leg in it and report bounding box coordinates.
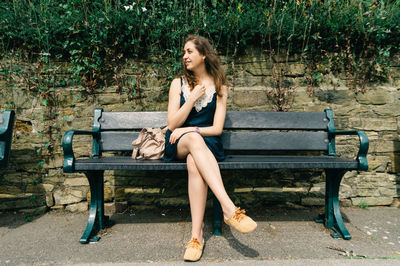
[176,132,236,219]
[187,154,207,243]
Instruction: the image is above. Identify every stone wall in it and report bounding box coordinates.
[0,50,399,214]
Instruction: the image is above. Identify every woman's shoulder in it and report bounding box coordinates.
[171,77,182,86]
[169,77,182,92]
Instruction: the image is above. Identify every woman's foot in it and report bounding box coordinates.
[183,237,205,262]
[224,207,257,234]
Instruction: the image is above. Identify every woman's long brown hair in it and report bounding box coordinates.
[182,35,227,96]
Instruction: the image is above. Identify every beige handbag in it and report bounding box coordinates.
[132,126,168,160]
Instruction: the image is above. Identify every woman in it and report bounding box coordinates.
[163,35,257,262]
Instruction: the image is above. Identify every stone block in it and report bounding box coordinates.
[53,189,82,205]
[378,187,397,197]
[65,202,88,212]
[315,89,354,104]
[50,205,65,210]
[241,60,271,76]
[86,187,111,202]
[301,197,324,206]
[284,202,307,209]
[373,104,400,116]
[253,187,283,193]
[0,185,22,194]
[391,198,400,208]
[2,173,25,184]
[356,89,393,105]
[368,156,390,172]
[105,186,113,202]
[158,197,189,206]
[309,182,325,197]
[351,196,394,206]
[47,169,65,177]
[236,193,256,205]
[64,178,88,187]
[68,189,85,199]
[26,184,47,194]
[143,188,161,194]
[370,140,399,153]
[339,183,354,199]
[293,89,313,105]
[232,87,270,107]
[356,188,381,197]
[97,94,122,105]
[349,117,397,131]
[115,187,126,201]
[19,206,48,215]
[282,187,308,193]
[115,201,128,213]
[234,187,253,193]
[0,193,46,211]
[46,192,54,207]
[390,153,400,173]
[104,202,116,216]
[127,196,155,205]
[46,155,64,168]
[125,187,143,194]
[42,184,55,192]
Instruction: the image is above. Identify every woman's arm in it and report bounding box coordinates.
[197,85,228,137]
[167,78,206,131]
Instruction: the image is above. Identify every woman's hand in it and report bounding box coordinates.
[188,84,206,103]
[169,127,195,144]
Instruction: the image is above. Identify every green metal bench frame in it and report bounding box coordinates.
[0,110,15,169]
[62,108,369,243]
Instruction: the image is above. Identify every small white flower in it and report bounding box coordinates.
[124,5,133,11]
[142,7,147,12]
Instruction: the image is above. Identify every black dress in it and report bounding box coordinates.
[162,78,226,162]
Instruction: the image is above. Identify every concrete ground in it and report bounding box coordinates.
[0,206,400,265]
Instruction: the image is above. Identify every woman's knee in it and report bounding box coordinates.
[182,132,205,150]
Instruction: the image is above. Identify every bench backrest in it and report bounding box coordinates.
[0,110,15,168]
[93,108,334,154]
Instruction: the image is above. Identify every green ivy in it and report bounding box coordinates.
[0,0,398,91]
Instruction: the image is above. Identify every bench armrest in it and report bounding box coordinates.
[0,127,7,135]
[0,110,15,136]
[329,130,369,171]
[62,130,100,173]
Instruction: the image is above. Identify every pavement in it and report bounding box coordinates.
[1,206,400,265]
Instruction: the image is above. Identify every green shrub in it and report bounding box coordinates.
[0,0,398,88]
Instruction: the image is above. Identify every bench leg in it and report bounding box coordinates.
[317,169,351,240]
[213,195,223,236]
[80,170,109,244]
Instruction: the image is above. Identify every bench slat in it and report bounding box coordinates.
[224,111,329,130]
[222,132,328,151]
[74,155,358,171]
[98,111,329,130]
[99,112,167,130]
[99,131,329,152]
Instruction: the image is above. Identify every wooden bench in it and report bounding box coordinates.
[0,110,15,169]
[62,108,369,243]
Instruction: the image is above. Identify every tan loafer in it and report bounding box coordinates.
[224,207,257,234]
[183,238,204,262]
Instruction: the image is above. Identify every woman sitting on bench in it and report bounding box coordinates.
[162,35,257,262]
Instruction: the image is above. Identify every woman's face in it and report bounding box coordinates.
[183,41,205,71]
